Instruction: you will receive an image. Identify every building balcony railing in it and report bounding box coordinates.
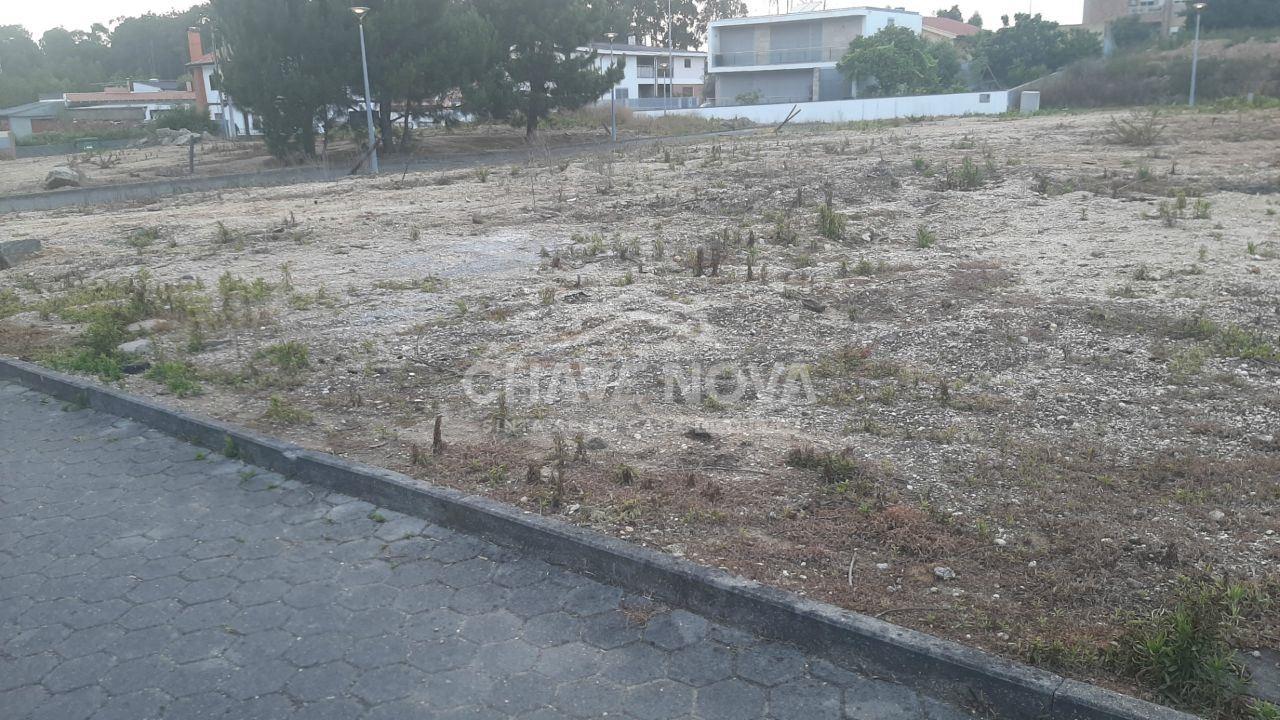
[711,46,846,68]
[635,66,673,79]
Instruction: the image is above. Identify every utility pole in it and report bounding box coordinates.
[667,0,674,112]
[1189,2,1207,106]
[606,32,618,142]
[352,6,380,174]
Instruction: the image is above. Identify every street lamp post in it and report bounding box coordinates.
[351,6,379,173]
[666,0,673,113]
[1188,2,1207,107]
[605,32,618,143]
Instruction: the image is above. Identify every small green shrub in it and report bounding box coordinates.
[785,446,882,488]
[153,105,216,134]
[817,204,846,240]
[915,226,937,248]
[263,395,313,425]
[146,361,203,397]
[46,349,125,381]
[1112,577,1270,715]
[941,156,987,190]
[257,341,310,374]
[1106,110,1166,146]
[1168,346,1209,383]
[0,288,22,319]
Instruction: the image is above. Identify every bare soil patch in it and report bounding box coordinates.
[3,107,1279,712]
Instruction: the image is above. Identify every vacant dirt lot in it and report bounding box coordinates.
[3,107,1279,709]
[0,112,732,196]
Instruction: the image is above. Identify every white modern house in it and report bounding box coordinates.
[186,28,260,136]
[706,6,923,106]
[586,40,708,110]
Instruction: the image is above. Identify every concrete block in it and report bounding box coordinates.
[0,238,41,269]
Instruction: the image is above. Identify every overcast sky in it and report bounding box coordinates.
[4,0,1081,37]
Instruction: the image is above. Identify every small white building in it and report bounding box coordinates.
[186,28,260,136]
[585,40,708,110]
[707,6,923,106]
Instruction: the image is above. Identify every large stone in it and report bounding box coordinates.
[125,319,167,335]
[117,338,154,356]
[43,166,84,190]
[0,238,42,270]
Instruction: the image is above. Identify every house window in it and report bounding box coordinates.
[979,93,991,103]
[614,89,629,99]
[684,58,691,68]
[886,18,895,26]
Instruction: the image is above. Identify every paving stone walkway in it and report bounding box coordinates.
[0,381,969,719]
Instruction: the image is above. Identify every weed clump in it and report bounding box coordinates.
[263,396,313,425]
[785,446,882,488]
[1112,576,1272,716]
[256,341,310,374]
[1106,110,1166,146]
[817,204,846,240]
[146,361,203,397]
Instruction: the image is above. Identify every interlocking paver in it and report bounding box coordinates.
[0,382,962,718]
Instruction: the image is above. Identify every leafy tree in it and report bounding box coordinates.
[605,0,746,49]
[360,0,493,151]
[472,0,623,139]
[0,25,52,107]
[213,0,356,158]
[935,5,963,21]
[107,6,209,81]
[967,12,983,28]
[39,27,110,91]
[1186,0,1280,31]
[837,25,963,98]
[1110,16,1156,49]
[971,13,1101,87]
[0,6,209,108]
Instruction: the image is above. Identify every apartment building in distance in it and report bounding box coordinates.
[706,6,923,107]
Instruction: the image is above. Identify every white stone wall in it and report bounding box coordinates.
[634,91,1008,124]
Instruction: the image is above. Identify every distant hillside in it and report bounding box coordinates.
[1036,37,1280,107]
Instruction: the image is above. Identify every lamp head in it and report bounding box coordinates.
[351,6,370,19]
[1192,2,1206,10]
[605,32,618,40]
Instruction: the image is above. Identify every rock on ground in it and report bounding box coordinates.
[43,166,84,190]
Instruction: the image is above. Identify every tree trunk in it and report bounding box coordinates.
[401,104,412,152]
[525,87,543,141]
[525,108,538,140]
[378,103,394,154]
[301,124,317,158]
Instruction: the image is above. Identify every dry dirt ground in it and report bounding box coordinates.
[3,107,1279,707]
[0,114,727,197]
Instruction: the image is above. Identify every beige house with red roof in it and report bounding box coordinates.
[921,16,981,43]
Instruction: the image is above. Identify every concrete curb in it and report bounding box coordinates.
[0,356,1196,720]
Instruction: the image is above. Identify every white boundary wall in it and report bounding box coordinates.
[635,91,1009,124]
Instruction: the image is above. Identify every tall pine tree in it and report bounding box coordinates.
[213,0,356,158]
[360,0,494,151]
[472,0,623,139]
